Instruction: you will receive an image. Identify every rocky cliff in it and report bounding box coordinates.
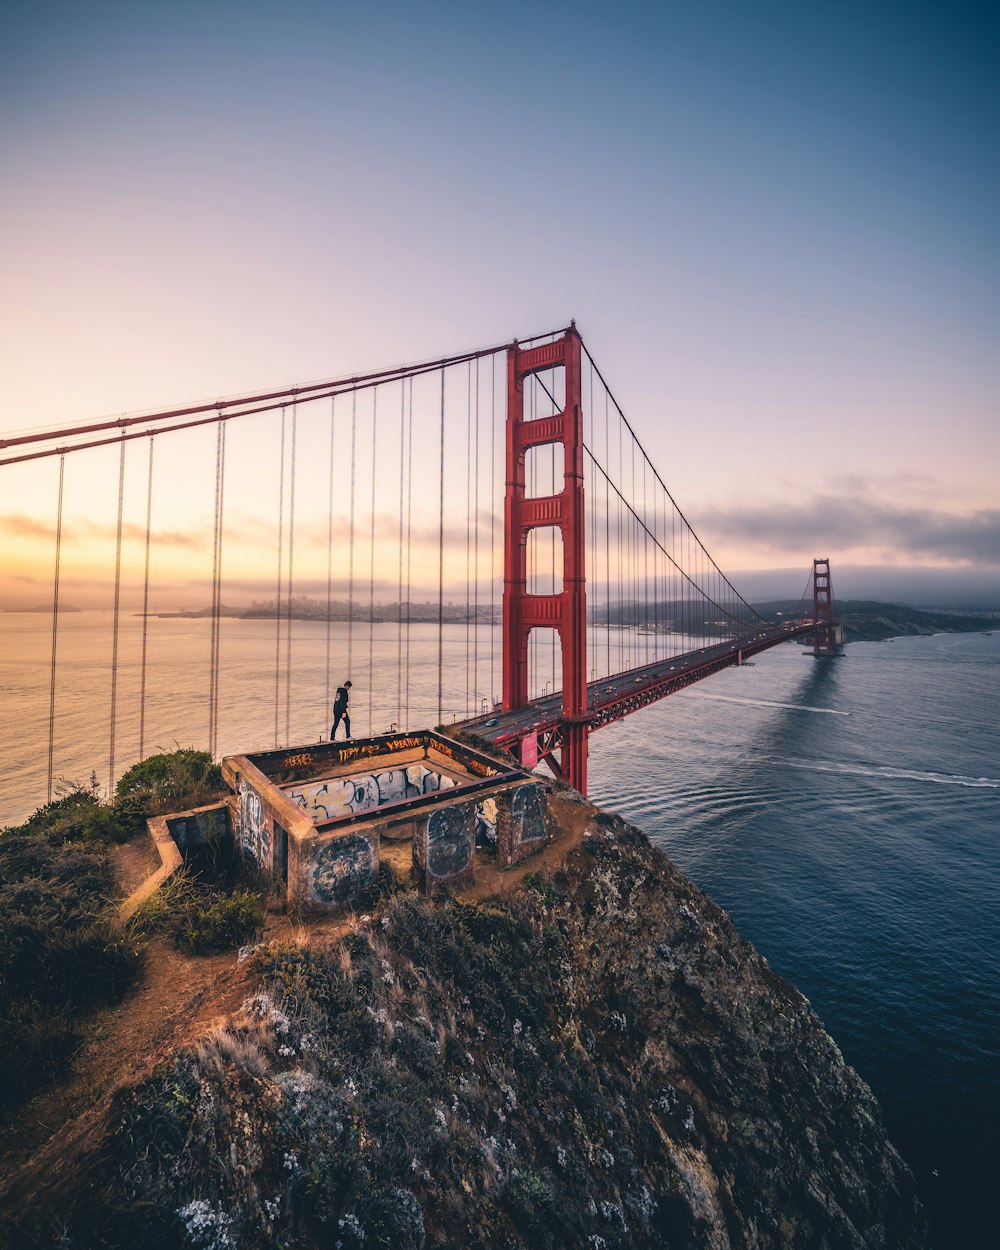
[1,796,926,1249]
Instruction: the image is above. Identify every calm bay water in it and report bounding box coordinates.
[588,631,999,1249]
[1,614,997,1245]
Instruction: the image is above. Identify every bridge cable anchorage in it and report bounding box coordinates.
[437,364,445,725]
[45,453,66,803]
[108,436,126,796]
[325,395,336,736]
[273,406,286,747]
[138,436,154,759]
[367,386,377,736]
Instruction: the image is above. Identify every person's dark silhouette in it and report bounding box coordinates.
[331,680,353,740]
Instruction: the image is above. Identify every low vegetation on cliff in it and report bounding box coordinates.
[9,809,926,1249]
[0,751,230,1110]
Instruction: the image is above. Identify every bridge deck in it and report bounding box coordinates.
[461,620,818,749]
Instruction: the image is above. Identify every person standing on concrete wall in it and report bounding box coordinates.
[331,680,353,740]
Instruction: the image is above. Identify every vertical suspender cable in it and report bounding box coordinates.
[108,437,126,795]
[550,372,556,691]
[273,407,286,746]
[208,428,219,755]
[490,353,496,706]
[405,378,414,724]
[368,387,377,735]
[347,391,357,685]
[208,420,223,757]
[604,387,610,676]
[465,362,471,716]
[45,453,65,803]
[588,362,595,678]
[473,358,480,711]
[437,365,446,724]
[326,397,336,735]
[397,380,405,726]
[138,437,154,760]
[212,421,227,757]
[284,402,297,743]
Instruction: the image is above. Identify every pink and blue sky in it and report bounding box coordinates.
[1,0,997,607]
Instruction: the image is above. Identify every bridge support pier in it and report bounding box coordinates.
[502,326,589,793]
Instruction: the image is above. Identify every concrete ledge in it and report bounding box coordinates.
[117,816,182,925]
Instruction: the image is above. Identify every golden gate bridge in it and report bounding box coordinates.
[0,323,837,802]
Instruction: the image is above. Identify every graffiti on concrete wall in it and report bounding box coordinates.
[311,834,376,904]
[239,780,272,870]
[286,765,457,823]
[425,805,473,880]
[512,783,545,844]
[475,796,498,849]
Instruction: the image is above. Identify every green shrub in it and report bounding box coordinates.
[172,890,265,955]
[0,833,142,1107]
[115,749,223,810]
[2,784,102,841]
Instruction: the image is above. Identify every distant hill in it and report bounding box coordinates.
[2,604,81,613]
[591,598,998,643]
[753,599,999,643]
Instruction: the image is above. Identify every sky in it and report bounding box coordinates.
[1,0,998,609]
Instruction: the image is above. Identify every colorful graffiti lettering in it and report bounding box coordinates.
[475,796,498,848]
[284,752,313,768]
[286,766,457,823]
[238,780,272,869]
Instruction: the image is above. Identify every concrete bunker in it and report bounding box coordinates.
[219,731,550,913]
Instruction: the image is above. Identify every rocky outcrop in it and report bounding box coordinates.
[1,800,926,1249]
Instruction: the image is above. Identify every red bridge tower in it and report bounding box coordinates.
[812,557,838,656]
[502,326,588,792]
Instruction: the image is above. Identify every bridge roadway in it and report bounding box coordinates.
[460,619,819,752]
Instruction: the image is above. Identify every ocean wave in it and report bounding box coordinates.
[681,692,850,716]
[777,759,1000,789]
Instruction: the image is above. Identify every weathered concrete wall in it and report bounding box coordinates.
[413,799,476,893]
[237,778,274,872]
[292,827,379,911]
[284,764,456,823]
[496,782,547,867]
[165,805,228,852]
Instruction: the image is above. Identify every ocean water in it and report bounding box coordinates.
[1,615,997,1246]
[587,631,1000,1250]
